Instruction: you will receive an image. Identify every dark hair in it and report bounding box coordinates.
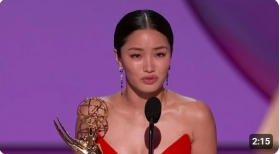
[114,9,174,57]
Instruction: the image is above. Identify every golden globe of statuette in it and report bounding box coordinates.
[54,97,108,154]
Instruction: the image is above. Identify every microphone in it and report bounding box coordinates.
[145,97,162,154]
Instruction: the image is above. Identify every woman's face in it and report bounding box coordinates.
[116,29,171,93]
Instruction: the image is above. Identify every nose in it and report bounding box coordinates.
[143,56,155,73]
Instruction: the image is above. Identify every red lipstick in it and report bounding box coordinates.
[141,76,158,84]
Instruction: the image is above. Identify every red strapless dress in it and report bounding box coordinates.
[96,134,191,154]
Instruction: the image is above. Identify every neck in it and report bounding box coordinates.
[121,85,166,112]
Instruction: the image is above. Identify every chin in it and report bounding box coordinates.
[139,85,163,94]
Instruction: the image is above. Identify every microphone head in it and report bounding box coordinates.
[145,97,162,124]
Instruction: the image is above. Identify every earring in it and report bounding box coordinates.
[165,72,169,86]
[119,68,123,95]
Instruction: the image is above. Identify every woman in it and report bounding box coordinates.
[75,9,217,154]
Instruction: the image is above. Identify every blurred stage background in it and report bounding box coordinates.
[0,0,278,153]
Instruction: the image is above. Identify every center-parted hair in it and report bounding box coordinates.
[114,9,174,57]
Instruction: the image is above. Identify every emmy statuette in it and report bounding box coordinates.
[54,97,108,154]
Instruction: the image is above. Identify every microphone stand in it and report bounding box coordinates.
[148,118,154,154]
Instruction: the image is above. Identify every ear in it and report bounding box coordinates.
[170,47,174,58]
[114,49,123,69]
[168,47,173,70]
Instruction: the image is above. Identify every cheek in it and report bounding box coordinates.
[121,58,142,72]
[124,65,140,84]
[156,59,170,70]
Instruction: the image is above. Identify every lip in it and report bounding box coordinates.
[141,76,158,85]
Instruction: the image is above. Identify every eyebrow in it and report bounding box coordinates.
[128,47,144,51]
[153,46,168,50]
[127,46,169,51]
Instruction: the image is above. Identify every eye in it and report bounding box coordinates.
[156,53,166,57]
[131,54,141,58]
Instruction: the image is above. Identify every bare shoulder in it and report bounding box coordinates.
[167,90,215,125]
[168,91,217,153]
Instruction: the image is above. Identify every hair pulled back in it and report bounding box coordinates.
[114,9,174,57]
